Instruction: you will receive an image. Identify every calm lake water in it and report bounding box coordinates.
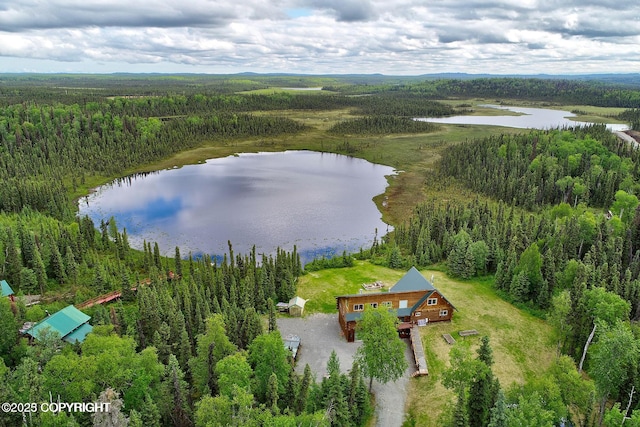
[416,105,629,131]
[79,151,395,263]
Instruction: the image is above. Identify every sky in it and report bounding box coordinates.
[0,0,639,75]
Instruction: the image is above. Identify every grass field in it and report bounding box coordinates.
[296,262,556,427]
[406,270,555,426]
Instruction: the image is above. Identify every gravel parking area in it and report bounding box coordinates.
[277,313,412,427]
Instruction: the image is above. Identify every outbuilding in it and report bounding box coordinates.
[1,280,15,302]
[288,296,307,317]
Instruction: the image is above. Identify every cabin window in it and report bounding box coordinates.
[399,300,408,309]
[427,298,438,306]
[370,303,378,309]
[354,304,364,311]
[415,311,422,317]
[382,301,392,308]
[440,309,448,317]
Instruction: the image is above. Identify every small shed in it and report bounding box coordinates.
[276,302,290,313]
[288,296,307,317]
[1,280,15,301]
[25,305,93,344]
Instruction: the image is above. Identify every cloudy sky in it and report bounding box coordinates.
[0,0,639,75]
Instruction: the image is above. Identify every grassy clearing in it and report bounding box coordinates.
[297,261,556,426]
[408,270,555,426]
[296,261,406,313]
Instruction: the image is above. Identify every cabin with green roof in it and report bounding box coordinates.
[25,305,93,344]
[336,267,455,342]
[1,280,15,301]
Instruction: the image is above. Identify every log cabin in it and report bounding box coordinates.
[336,267,455,342]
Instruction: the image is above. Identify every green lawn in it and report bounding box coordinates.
[297,262,556,426]
[296,261,406,312]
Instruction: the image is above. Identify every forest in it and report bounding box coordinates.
[1,74,640,426]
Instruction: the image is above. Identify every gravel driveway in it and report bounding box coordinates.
[277,313,412,427]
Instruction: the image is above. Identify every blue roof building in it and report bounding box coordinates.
[25,305,93,344]
[1,280,15,299]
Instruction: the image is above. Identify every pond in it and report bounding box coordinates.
[416,104,629,131]
[78,151,395,263]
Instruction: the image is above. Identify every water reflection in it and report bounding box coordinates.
[79,151,395,264]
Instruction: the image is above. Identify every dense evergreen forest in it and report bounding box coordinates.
[393,125,640,425]
[2,74,640,426]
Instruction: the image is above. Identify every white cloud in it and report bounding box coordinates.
[0,0,638,74]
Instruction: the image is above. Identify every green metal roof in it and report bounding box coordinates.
[26,305,91,342]
[63,323,93,344]
[389,267,435,293]
[1,280,14,297]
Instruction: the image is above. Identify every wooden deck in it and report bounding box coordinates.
[410,326,428,377]
[442,333,456,345]
[77,290,123,309]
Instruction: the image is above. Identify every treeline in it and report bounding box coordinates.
[440,125,639,210]
[422,78,640,107]
[0,88,456,219]
[94,92,454,118]
[393,124,640,420]
[438,335,617,427]
[0,210,300,304]
[0,218,377,427]
[393,198,640,422]
[0,207,335,425]
[0,101,305,219]
[0,308,371,427]
[618,108,640,130]
[329,78,640,108]
[328,115,438,135]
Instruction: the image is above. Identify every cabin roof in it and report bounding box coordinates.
[1,280,14,297]
[63,323,93,344]
[389,267,435,293]
[26,305,92,343]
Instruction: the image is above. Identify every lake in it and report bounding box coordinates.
[416,104,629,131]
[79,151,395,263]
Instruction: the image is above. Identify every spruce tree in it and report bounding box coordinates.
[267,372,280,414]
[153,242,162,270]
[487,389,507,427]
[4,227,22,288]
[268,298,278,332]
[31,245,47,295]
[49,244,66,283]
[283,367,299,412]
[453,387,469,427]
[174,246,182,279]
[160,355,191,427]
[295,364,312,415]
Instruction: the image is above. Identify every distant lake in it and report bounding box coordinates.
[416,105,629,131]
[79,151,395,263]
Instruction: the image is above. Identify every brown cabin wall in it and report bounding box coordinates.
[338,291,431,312]
[411,290,454,323]
[337,298,347,336]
